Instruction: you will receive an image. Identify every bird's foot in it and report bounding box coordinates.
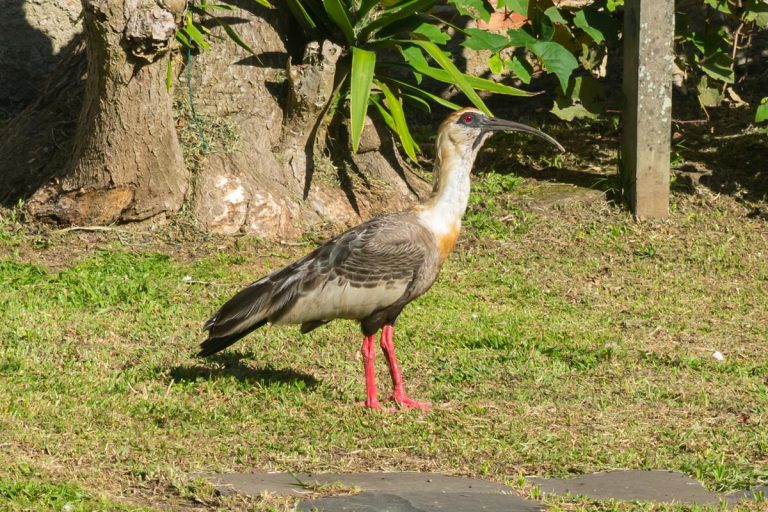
[390,393,431,411]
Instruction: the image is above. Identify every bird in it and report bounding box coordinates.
[199,107,564,410]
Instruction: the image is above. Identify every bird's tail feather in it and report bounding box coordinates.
[198,273,300,357]
[198,318,267,357]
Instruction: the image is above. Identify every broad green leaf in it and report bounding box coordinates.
[488,53,503,75]
[506,54,533,84]
[743,0,768,29]
[324,0,356,44]
[350,47,377,154]
[756,97,768,123]
[215,18,256,54]
[361,0,438,37]
[410,39,491,114]
[449,0,492,22]
[411,22,450,45]
[573,8,618,45]
[498,0,528,17]
[507,27,537,47]
[700,51,735,84]
[462,28,509,52]
[401,45,430,69]
[543,6,567,25]
[374,79,420,160]
[696,76,723,107]
[531,41,578,91]
[704,0,731,14]
[550,75,604,121]
[606,0,623,12]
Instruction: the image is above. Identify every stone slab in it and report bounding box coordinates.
[205,472,543,511]
[528,470,722,505]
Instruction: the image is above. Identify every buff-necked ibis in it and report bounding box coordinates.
[199,108,564,410]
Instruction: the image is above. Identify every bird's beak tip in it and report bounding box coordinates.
[482,117,565,153]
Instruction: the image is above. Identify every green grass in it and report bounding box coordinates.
[0,184,767,511]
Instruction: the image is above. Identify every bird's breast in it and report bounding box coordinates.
[436,221,461,262]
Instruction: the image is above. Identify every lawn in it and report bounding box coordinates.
[1,119,767,511]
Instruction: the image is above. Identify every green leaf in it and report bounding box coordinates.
[550,75,604,121]
[573,8,618,45]
[743,0,768,29]
[507,27,537,47]
[402,93,432,112]
[531,41,578,91]
[215,17,256,54]
[700,51,735,84]
[184,14,211,50]
[361,0,438,37]
[506,54,532,84]
[380,76,463,110]
[398,48,533,96]
[704,0,731,14]
[350,47,377,154]
[324,0,356,44]
[250,0,273,7]
[462,28,509,53]
[696,76,723,107]
[374,79,420,160]
[498,0,528,17]
[606,0,623,12]
[176,31,192,48]
[409,39,491,114]
[756,97,768,123]
[543,6,567,25]
[488,53,503,75]
[285,0,321,36]
[166,59,173,92]
[411,22,450,45]
[450,0,493,22]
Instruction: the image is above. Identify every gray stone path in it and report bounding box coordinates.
[204,470,765,511]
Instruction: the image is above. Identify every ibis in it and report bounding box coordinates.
[199,108,564,410]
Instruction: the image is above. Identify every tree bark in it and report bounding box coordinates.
[2,0,428,237]
[26,0,189,225]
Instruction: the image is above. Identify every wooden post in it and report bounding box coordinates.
[621,0,674,219]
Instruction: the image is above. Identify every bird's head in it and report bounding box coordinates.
[437,108,565,160]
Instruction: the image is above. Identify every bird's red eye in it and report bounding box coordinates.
[463,113,474,123]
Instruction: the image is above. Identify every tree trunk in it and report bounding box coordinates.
[1,0,428,237]
[26,0,189,226]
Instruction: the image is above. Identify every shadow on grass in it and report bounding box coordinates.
[170,351,319,388]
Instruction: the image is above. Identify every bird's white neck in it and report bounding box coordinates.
[421,155,472,225]
[416,138,480,260]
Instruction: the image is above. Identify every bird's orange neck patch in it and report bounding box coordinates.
[436,222,461,262]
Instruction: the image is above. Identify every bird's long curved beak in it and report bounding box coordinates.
[480,117,565,153]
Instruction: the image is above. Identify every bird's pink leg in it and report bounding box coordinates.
[359,334,381,409]
[380,325,431,410]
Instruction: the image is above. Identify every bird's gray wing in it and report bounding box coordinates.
[274,214,434,325]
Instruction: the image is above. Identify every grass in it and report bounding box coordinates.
[1,135,767,510]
